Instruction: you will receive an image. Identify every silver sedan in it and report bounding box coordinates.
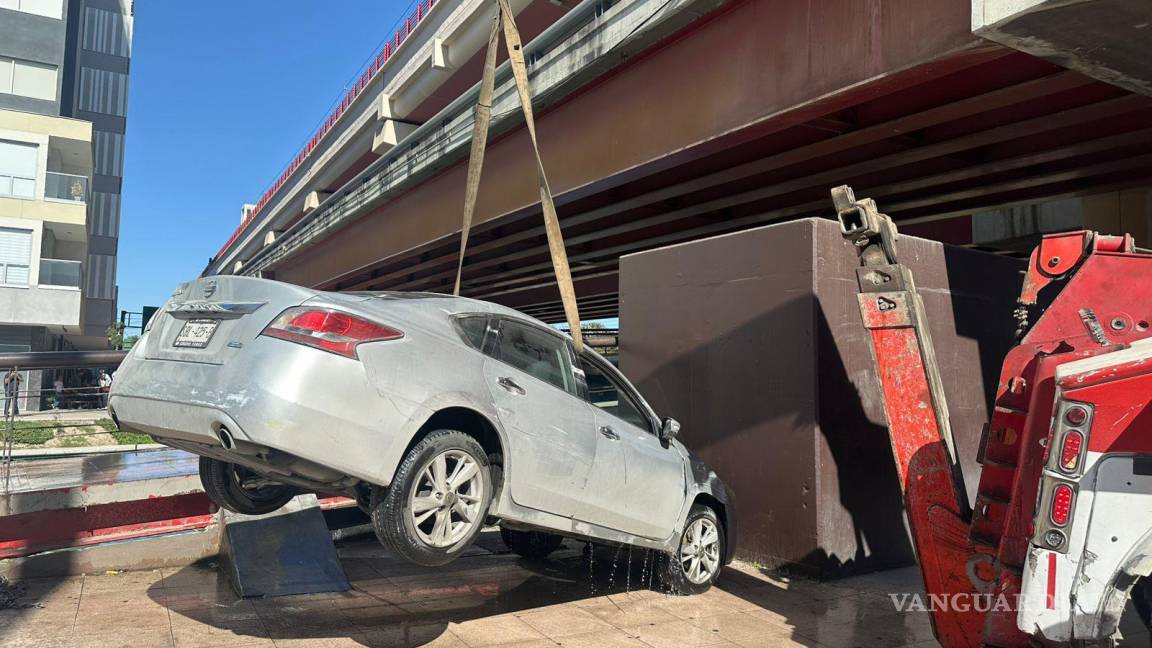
[109,276,735,593]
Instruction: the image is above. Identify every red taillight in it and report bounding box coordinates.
[262,307,403,359]
[1050,484,1074,526]
[1059,431,1083,472]
[1064,406,1088,426]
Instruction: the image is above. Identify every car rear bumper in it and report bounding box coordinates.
[109,336,414,487]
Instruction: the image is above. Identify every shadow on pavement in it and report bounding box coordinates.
[150,531,688,647]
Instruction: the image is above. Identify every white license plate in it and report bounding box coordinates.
[174,319,219,349]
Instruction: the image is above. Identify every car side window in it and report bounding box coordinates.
[579,356,651,433]
[454,316,491,352]
[495,320,577,395]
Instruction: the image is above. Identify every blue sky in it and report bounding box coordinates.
[118,0,415,313]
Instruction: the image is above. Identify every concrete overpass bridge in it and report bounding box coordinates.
[206,0,1152,322]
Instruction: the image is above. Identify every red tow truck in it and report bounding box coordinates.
[835,186,1152,647]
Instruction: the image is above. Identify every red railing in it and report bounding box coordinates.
[214,0,438,262]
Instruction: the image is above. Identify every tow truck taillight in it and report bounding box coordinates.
[1035,401,1094,551]
[1050,484,1074,526]
[1064,406,1088,426]
[1051,401,1093,476]
[1059,431,1083,472]
[262,307,403,359]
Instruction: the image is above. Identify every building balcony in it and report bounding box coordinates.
[44,172,89,204]
[39,258,82,288]
[0,282,82,328]
[0,110,92,229]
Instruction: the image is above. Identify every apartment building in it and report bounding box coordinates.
[0,0,132,409]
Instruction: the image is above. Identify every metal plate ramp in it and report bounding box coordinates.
[218,494,350,598]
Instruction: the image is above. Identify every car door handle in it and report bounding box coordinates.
[599,426,620,440]
[497,376,526,395]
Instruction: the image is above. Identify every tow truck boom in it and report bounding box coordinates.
[835,185,1152,646]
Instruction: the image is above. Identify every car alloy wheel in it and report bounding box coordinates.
[408,449,486,548]
[680,516,722,585]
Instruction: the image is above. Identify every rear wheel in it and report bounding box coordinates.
[659,504,724,595]
[371,430,492,567]
[198,457,296,515]
[501,527,564,560]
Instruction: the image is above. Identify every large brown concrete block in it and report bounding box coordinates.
[619,218,1023,578]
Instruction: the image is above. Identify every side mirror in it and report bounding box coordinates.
[659,417,680,442]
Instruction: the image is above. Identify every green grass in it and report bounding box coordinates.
[96,418,153,445]
[10,421,54,445]
[3,417,153,448]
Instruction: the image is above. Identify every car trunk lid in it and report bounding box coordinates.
[143,276,317,365]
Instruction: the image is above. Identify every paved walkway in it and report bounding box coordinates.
[0,531,1147,647]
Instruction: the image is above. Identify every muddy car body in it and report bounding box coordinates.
[110,277,734,590]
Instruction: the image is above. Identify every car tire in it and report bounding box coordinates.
[371,429,493,567]
[500,527,564,560]
[659,504,725,595]
[198,456,296,515]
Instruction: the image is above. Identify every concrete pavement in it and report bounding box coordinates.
[0,531,938,648]
[1,530,1147,647]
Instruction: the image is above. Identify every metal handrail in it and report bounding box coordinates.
[2,351,131,493]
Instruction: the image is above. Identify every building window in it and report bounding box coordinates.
[0,0,63,19]
[0,227,32,286]
[0,140,38,199]
[0,57,58,101]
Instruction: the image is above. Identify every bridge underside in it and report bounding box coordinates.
[269,0,1152,323]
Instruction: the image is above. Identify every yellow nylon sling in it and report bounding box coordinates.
[452,0,584,352]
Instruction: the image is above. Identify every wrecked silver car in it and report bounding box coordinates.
[109,276,735,592]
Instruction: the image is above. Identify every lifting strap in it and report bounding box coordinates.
[453,0,584,352]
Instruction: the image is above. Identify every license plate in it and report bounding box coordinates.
[174,319,219,349]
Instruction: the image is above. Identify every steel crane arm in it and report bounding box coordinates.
[833,186,991,648]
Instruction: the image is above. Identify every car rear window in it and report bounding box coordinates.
[454,316,490,351]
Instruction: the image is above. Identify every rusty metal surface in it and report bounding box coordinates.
[619,218,1023,578]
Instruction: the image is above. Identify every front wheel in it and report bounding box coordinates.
[198,457,296,515]
[659,504,725,595]
[371,430,493,567]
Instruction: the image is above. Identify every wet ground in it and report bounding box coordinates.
[0,531,1148,647]
[4,448,194,493]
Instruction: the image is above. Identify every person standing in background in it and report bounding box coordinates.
[53,376,65,410]
[98,370,113,408]
[4,367,22,417]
